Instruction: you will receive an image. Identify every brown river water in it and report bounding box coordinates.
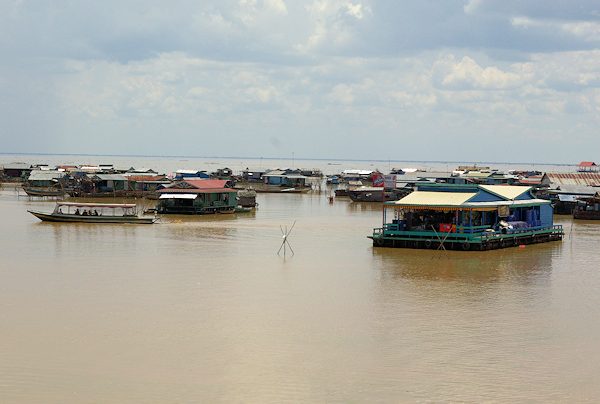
[1,156,599,402]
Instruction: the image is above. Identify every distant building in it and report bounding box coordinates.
[91,174,128,192]
[1,163,32,179]
[174,169,210,180]
[241,168,266,182]
[157,179,237,214]
[543,172,600,187]
[577,161,599,173]
[262,170,308,187]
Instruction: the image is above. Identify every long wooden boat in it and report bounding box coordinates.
[23,186,66,197]
[28,202,156,224]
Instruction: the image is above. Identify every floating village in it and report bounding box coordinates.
[2,160,600,251]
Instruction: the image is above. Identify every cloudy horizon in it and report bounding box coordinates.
[1,1,600,163]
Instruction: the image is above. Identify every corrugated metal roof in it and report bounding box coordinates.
[263,170,287,176]
[2,163,31,170]
[397,171,453,181]
[462,171,493,178]
[183,179,229,189]
[28,171,64,181]
[125,175,169,182]
[551,185,599,194]
[480,185,531,200]
[93,174,127,181]
[546,172,600,187]
[557,194,578,202]
[394,191,476,206]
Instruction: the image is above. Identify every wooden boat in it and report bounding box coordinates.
[23,186,66,197]
[28,202,156,224]
[573,194,600,220]
[348,187,408,202]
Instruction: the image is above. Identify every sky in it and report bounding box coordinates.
[1,0,600,163]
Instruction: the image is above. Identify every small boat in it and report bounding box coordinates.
[28,202,157,224]
[348,187,408,202]
[23,186,66,197]
[573,193,600,220]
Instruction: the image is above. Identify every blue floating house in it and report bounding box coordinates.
[174,169,210,180]
[370,184,563,251]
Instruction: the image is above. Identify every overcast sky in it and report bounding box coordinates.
[1,0,599,163]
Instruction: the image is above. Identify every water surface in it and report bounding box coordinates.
[1,158,599,402]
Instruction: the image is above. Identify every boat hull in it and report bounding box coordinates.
[573,210,600,220]
[348,189,408,202]
[23,187,65,197]
[28,210,156,224]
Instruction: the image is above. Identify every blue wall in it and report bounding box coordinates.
[515,191,534,201]
[266,176,283,185]
[540,204,554,227]
[469,190,502,202]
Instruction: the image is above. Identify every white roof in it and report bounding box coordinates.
[342,169,373,175]
[463,199,550,207]
[28,171,64,181]
[159,194,198,199]
[480,185,531,200]
[394,191,477,206]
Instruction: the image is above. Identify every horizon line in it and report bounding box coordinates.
[0,151,577,167]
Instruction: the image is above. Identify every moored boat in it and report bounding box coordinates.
[23,186,66,197]
[28,202,156,224]
[348,187,409,202]
[573,193,600,220]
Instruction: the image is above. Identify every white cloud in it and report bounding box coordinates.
[328,83,355,104]
[3,1,600,161]
[434,55,525,90]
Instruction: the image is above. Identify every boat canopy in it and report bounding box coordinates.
[56,202,137,208]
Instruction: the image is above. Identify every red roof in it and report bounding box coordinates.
[181,179,230,189]
[159,188,236,194]
[579,161,597,167]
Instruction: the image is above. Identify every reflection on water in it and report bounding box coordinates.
[372,243,559,284]
[2,169,600,402]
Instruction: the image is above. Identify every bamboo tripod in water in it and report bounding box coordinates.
[278,221,296,258]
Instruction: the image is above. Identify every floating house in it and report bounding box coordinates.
[1,163,32,179]
[241,168,266,182]
[157,179,237,214]
[174,169,210,180]
[577,161,599,173]
[211,167,233,179]
[23,170,66,196]
[262,170,308,188]
[370,184,563,251]
[126,175,170,192]
[91,174,128,193]
[543,172,600,187]
[341,169,375,182]
[540,185,597,214]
